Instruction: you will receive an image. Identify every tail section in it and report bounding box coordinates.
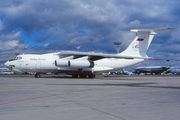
[119,28,174,57]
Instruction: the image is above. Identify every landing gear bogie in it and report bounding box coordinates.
[72,74,95,79]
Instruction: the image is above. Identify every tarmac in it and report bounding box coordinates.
[0,75,180,120]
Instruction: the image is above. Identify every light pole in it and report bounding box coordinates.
[114,42,122,53]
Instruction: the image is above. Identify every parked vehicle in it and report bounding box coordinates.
[0,68,14,74]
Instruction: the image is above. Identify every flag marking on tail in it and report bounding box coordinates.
[136,38,144,42]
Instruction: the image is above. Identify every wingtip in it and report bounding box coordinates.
[149,57,162,60]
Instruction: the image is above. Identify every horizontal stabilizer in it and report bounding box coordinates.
[149,57,162,60]
[131,28,174,34]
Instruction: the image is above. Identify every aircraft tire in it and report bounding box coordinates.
[72,75,78,78]
[72,74,95,78]
[35,74,41,78]
[88,74,95,78]
[80,74,87,78]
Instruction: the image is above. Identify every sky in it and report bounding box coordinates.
[0,0,180,68]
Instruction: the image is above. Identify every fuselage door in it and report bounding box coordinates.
[35,61,41,70]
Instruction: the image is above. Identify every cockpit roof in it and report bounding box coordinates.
[9,56,22,61]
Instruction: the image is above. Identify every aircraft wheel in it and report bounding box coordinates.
[88,74,95,78]
[80,74,87,78]
[35,74,41,78]
[72,75,78,78]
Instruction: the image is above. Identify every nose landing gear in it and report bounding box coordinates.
[35,73,41,78]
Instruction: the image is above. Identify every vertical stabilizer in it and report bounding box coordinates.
[119,28,174,57]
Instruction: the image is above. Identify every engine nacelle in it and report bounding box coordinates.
[55,59,94,68]
[55,60,69,67]
[69,60,94,68]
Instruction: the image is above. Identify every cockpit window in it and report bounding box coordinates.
[9,56,22,61]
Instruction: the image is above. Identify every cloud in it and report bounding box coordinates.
[0,30,27,61]
[0,0,180,67]
[0,40,25,50]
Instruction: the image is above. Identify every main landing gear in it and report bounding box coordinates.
[34,73,95,78]
[72,74,95,78]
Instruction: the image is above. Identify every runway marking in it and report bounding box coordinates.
[0,88,97,106]
[65,98,127,120]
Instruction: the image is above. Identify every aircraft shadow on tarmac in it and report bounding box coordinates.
[46,82,180,90]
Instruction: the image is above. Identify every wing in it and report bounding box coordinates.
[58,51,148,61]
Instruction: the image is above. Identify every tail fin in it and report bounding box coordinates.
[119,28,174,57]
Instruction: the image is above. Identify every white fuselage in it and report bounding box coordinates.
[4,52,144,75]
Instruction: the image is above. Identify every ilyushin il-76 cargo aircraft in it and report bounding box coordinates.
[5,28,173,78]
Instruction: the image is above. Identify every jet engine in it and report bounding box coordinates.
[68,60,94,68]
[55,59,69,67]
[55,60,94,68]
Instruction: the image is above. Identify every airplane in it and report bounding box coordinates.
[162,67,180,75]
[4,28,173,78]
[133,59,170,75]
